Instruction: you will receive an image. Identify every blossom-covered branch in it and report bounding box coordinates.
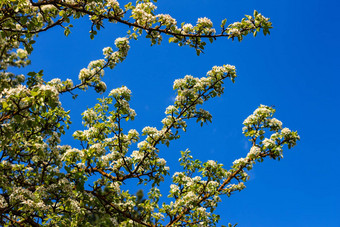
[162,106,299,226]
[1,0,272,56]
[0,0,299,226]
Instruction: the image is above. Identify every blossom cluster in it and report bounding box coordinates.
[131,2,158,26]
[226,10,272,41]
[77,37,130,93]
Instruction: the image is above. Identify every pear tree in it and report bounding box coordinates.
[0,0,299,226]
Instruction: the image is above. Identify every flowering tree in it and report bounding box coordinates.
[0,0,300,226]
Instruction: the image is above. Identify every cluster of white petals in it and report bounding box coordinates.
[182,23,194,34]
[107,0,119,7]
[197,17,213,27]
[109,85,131,98]
[131,2,157,25]
[157,14,177,27]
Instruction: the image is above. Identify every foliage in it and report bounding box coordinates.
[0,0,299,226]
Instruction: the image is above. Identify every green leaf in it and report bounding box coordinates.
[31,90,39,96]
[2,102,8,109]
[59,10,65,17]
[221,18,227,27]
[64,28,71,36]
[196,49,201,56]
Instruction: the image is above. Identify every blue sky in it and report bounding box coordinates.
[19,0,339,226]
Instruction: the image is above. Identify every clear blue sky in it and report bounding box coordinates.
[19,0,339,226]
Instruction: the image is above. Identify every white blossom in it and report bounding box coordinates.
[165,105,178,114]
[262,138,275,148]
[206,160,217,167]
[0,195,7,208]
[281,127,291,135]
[233,157,247,166]
[16,49,28,59]
[197,17,213,27]
[182,23,193,34]
[269,118,283,129]
[106,0,119,7]
[157,158,166,165]
[109,86,131,97]
[248,146,261,156]
[131,150,144,160]
[157,14,177,26]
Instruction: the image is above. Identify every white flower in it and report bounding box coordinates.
[206,160,217,167]
[131,150,144,160]
[165,105,178,114]
[103,46,113,57]
[152,212,164,219]
[262,138,275,148]
[132,2,157,24]
[78,68,90,82]
[16,49,28,59]
[233,157,246,166]
[107,0,119,7]
[142,126,158,135]
[207,181,219,188]
[173,78,185,89]
[173,172,183,178]
[76,163,85,168]
[254,105,272,116]
[114,37,129,46]
[182,23,193,34]
[192,176,201,181]
[137,141,149,149]
[16,24,22,30]
[161,116,173,126]
[2,84,28,97]
[197,17,213,27]
[269,118,283,129]
[90,143,104,154]
[228,28,241,36]
[109,182,120,192]
[49,78,62,85]
[62,148,84,161]
[248,146,261,156]
[109,86,131,97]
[128,129,139,142]
[225,64,236,71]
[281,127,291,135]
[41,4,56,11]
[170,184,179,193]
[243,114,255,125]
[39,84,59,97]
[83,109,96,121]
[88,59,105,69]
[95,81,107,92]
[157,158,166,165]
[157,14,177,26]
[0,195,7,208]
